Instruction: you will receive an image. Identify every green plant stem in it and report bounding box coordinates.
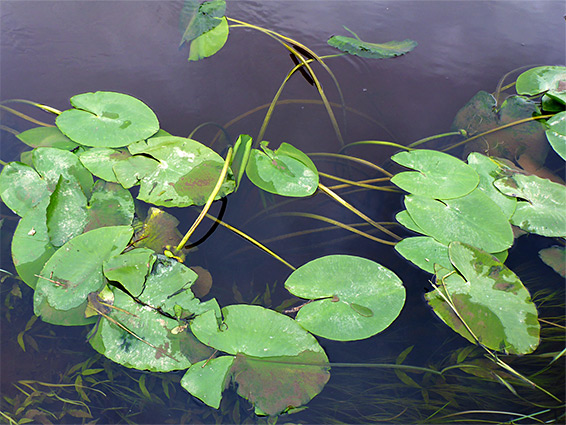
[407,130,468,149]
[0,159,7,166]
[203,212,296,271]
[327,176,392,190]
[0,124,20,136]
[340,140,411,153]
[0,105,55,127]
[309,152,394,177]
[442,115,555,152]
[318,183,401,241]
[319,171,398,192]
[187,121,231,142]
[0,99,61,115]
[275,212,398,246]
[175,147,233,253]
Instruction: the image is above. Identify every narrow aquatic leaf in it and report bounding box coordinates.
[230,134,253,190]
[328,32,417,59]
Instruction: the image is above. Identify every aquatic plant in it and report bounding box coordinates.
[0,0,564,421]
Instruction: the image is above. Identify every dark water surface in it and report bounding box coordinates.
[1,1,565,424]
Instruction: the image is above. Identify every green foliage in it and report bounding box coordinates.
[515,65,566,103]
[328,26,417,59]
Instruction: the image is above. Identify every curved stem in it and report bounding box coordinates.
[187,121,231,143]
[339,140,411,153]
[407,130,468,149]
[0,99,61,115]
[319,171,399,192]
[327,176,391,191]
[442,115,554,152]
[309,152,393,177]
[0,105,55,127]
[175,147,233,252]
[318,183,401,241]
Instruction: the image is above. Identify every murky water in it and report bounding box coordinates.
[1,1,564,424]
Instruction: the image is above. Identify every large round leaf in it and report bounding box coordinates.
[11,198,57,289]
[191,305,325,357]
[426,242,540,354]
[56,91,159,148]
[113,136,235,207]
[404,190,514,253]
[84,180,134,233]
[79,148,131,182]
[466,153,516,219]
[88,288,212,372]
[34,225,133,326]
[545,111,566,161]
[245,142,318,197]
[515,66,566,98]
[0,161,50,217]
[494,173,566,237]
[391,150,479,199]
[284,255,405,341]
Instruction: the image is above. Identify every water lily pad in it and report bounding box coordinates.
[179,0,226,46]
[538,246,565,278]
[11,198,57,289]
[17,127,78,150]
[466,153,516,219]
[0,161,50,217]
[132,207,187,260]
[516,66,566,100]
[545,111,566,161]
[188,16,229,61]
[451,91,548,164]
[426,242,540,354]
[328,27,417,59]
[113,136,235,207]
[103,248,155,297]
[395,237,452,274]
[181,355,234,409]
[404,190,513,253]
[79,148,131,182]
[391,150,479,199]
[34,226,133,326]
[395,210,425,234]
[88,288,212,372]
[46,176,89,247]
[56,91,159,148]
[191,305,325,357]
[83,180,135,233]
[494,173,566,237]
[284,255,405,341]
[246,142,318,197]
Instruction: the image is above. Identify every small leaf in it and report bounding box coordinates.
[17,127,78,150]
[188,16,229,61]
[181,355,234,409]
[328,32,417,59]
[545,111,566,161]
[538,246,565,278]
[179,0,226,46]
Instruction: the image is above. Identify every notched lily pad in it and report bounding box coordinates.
[391,150,479,199]
[179,0,226,46]
[56,91,159,148]
[0,161,50,217]
[426,242,540,354]
[516,66,566,101]
[79,148,131,182]
[284,255,406,341]
[395,236,452,274]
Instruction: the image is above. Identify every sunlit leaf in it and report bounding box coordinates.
[328,28,417,59]
[391,150,479,199]
[284,255,405,341]
[494,174,566,237]
[180,0,226,46]
[188,16,229,61]
[79,148,131,182]
[426,242,540,354]
[395,236,452,274]
[545,111,566,161]
[230,134,252,190]
[181,356,234,409]
[132,207,187,260]
[0,161,50,217]
[17,127,78,150]
[56,91,159,148]
[103,248,155,297]
[516,66,566,101]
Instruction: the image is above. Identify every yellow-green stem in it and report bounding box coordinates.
[175,147,233,252]
[319,171,399,192]
[309,152,394,177]
[0,105,55,127]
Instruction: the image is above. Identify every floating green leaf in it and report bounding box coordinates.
[188,16,229,61]
[0,161,50,217]
[180,0,226,46]
[11,198,56,289]
[56,91,159,148]
[538,246,565,278]
[230,134,252,190]
[391,150,479,199]
[284,255,405,341]
[395,236,452,274]
[181,356,234,409]
[466,153,516,219]
[494,174,566,237]
[451,91,548,164]
[404,190,513,253]
[328,27,417,59]
[395,209,425,234]
[516,66,566,102]
[84,180,134,233]
[17,127,78,150]
[79,148,131,182]
[34,226,133,326]
[113,136,235,207]
[103,248,155,297]
[426,242,540,354]
[88,288,212,372]
[246,142,318,197]
[545,111,566,160]
[191,305,325,357]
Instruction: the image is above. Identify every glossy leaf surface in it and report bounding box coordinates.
[0,161,50,217]
[79,148,131,182]
[284,255,405,341]
[545,111,566,161]
[180,0,226,45]
[395,236,452,274]
[188,16,229,61]
[17,127,78,150]
[181,356,234,409]
[515,66,566,99]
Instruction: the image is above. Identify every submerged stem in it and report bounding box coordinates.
[0,105,55,127]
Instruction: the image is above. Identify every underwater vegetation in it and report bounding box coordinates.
[0,1,564,423]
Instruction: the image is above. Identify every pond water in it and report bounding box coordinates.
[1,1,564,424]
